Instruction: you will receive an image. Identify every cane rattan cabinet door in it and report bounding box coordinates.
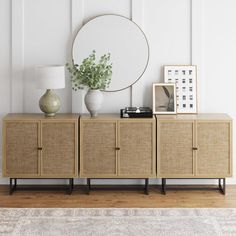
[158,120,195,177]
[41,121,78,177]
[80,120,117,177]
[3,121,40,177]
[118,120,156,177]
[196,121,232,177]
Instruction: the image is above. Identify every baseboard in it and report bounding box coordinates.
[0,184,235,187]
[0,178,235,185]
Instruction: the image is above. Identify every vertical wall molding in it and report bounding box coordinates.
[191,0,204,112]
[131,0,144,107]
[11,0,24,112]
[71,0,84,32]
[191,0,203,65]
[131,0,143,27]
[71,0,86,113]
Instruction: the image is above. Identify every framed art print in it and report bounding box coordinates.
[164,65,197,114]
[153,83,177,114]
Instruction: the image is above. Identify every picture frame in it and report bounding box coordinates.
[164,65,198,114]
[152,83,177,114]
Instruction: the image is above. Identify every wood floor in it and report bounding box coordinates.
[1,185,236,208]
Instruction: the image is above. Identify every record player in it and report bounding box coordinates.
[120,107,153,118]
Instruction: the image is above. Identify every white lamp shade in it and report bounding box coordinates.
[36,65,65,89]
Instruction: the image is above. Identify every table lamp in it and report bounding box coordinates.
[36,65,65,117]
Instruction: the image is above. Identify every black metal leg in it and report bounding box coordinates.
[86,178,150,195]
[145,178,149,195]
[9,178,17,195]
[67,178,73,195]
[9,178,76,194]
[9,178,13,195]
[162,178,166,195]
[14,179,17,189]
[88,178,91,190]
[223,178,226,195]
[71,178,74,190]
[67,178,71,195]
[162,178,226,195]
[87,178,91,195]
[218,179,220,194]
[219,178,226,195]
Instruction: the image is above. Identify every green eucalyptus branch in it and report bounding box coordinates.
[66,50,113,91]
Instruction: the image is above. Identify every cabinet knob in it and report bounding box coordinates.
[38,147,43,150]
[115,147,120,151]
[192,147,198,151]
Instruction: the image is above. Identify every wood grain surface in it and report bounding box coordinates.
[0,185,236,208]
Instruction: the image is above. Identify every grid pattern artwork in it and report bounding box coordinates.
[164,65,197,113]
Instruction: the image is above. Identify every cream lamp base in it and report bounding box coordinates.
[39,89,61,117]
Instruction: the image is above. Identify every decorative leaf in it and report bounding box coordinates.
[162,86,170,98]
[66,50,112,90]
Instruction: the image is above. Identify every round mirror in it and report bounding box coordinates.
[72,15,149,92]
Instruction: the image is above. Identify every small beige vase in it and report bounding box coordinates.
[39,89,61,117]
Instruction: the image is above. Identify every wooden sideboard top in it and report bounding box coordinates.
[156,113,232,121]
[80,113,231,121]
[80,113,155,121]
[3,113,232,121]
[3,113,79,120]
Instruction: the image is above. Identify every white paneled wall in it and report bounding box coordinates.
[0,0,11,180]
[23,0,72,113]
[143,0,191,106]
[0,0,236,184]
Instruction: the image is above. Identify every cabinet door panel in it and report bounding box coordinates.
[197,122,231,176]
[4,121,40,176]
[81,121,117,177]
[41,121,77,177]
[158,121,194,176]
[119,121,155,177]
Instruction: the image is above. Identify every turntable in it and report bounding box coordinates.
[120,107,153,118]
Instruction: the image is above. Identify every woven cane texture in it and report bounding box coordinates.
[82,122,116,175]
[119,122,153,175]
[197,122,230,175]
[42,122,75,175]
[5,122,39,175]
[160,122,194,175]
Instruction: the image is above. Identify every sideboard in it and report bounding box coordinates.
[2,113,232,195]
[2,113,78,194]
[157,113,232,194]
[80,114,156,194]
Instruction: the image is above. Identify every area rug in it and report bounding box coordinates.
[1,208,236,236]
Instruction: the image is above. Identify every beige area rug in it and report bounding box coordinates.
[1,208,236,236]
